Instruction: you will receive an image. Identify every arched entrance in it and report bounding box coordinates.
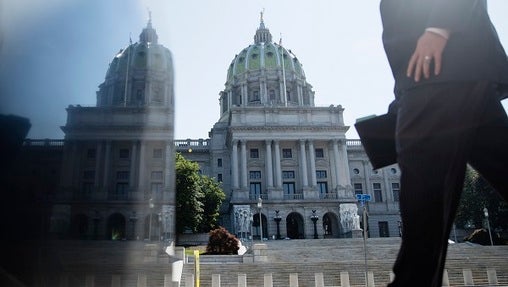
[322,212,340,238]
[70,214,89,239]
[252,213,267,240]
[107,213,126,240]
[286,212,304,239]
[144,213,161,240]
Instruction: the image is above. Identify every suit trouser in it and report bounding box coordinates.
[388,81,508,287]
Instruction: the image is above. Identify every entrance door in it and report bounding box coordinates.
[286,212,304,239]
[107,213,126,240]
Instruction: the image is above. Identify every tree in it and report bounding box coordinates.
[175,153,203,233]
[456,167,508,231]
[198,175,226,233]
[206,227,239,255]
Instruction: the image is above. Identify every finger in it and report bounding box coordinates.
[434,53,442,76]
[414,57,423,82]
[407,53,417,77]
[423,56,431,79]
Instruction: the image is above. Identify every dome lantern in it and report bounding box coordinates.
[254,10,272,44]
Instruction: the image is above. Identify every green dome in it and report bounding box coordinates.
[97,19,174,108]
[227,42,305,82]
[226,16,305,83]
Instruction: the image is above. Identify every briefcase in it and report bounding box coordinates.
[354,113,397,169]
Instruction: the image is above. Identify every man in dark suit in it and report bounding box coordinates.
[380,1,508,286]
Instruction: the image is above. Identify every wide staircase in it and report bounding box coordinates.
[1,240,176,287]
[181,238,508,287]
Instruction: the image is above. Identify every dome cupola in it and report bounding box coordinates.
[219,13,315,119]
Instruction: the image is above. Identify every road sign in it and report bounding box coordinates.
[356,194,371,202]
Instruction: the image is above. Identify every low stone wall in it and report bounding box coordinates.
[177,233,209,246]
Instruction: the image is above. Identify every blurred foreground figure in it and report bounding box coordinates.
[380,1,508,286]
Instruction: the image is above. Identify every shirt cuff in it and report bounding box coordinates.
[425,27,450,40]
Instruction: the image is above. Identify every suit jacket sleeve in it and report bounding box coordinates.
[426,0,481,32]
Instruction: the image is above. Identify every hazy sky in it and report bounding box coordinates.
[1,0,507,140]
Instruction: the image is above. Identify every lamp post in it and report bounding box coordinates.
[310,210,319,239]
[274,210,282,240]
[257,197,263,242]
[149,198,154,241]
[483,207,494,246]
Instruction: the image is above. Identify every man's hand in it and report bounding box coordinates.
[407,31,449,82]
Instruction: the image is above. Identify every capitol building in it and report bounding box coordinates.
[15,16,402,242]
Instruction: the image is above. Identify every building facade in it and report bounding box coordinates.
[51,18,176,241]
[38,16,401,241]
[175,16,402,240]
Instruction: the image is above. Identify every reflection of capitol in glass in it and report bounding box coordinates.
[50,16,176,243]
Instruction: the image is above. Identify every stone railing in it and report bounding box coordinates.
[180,268,505,287]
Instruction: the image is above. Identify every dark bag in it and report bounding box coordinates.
[354,113,397,170]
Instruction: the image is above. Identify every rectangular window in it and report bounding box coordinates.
[249,170,261,179]
[318,182,328,194]
[373,183,383,202]
[116,171,129,180]
[119,148,129,159]
[151,171,163,181]
[87,148,96,159]
[250,148,259,158]
[81,182,94,197]
[83,170,95,180]
[283,182,296,194]
[249,182,261,198]
[315,148,324,158]
[217,173,223,182]
[116,182,128,194]
[316,170,327,179]
[379,221,390,237]
[354,183,363,196]
[392,182,400,202]
[153,148,163,158]
[282,148,292,158]
[282,171,295,179]
[151,182,163,194]
[217,158,223,167]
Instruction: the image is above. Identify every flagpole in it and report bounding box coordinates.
[279,35,288,107]
[123,35,132,107]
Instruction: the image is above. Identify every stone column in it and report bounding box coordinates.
[340,140,351,183]
[362,160,372,195]
[332,140,341,187]
[299,140,308,187]
[138,141,146,190]
[308,140,317,187]
[130,141,137,189]
[232,140,239,189]
[164,141,174,194]
[274,140,282,188]
[103,141,111,189]
[95,142,102,188]
[240,140,248,189]
[265,140,273,188]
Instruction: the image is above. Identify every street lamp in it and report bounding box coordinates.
[257,197,263,242]
[149,198,154,241]
[274,210,282,240]
[483,207,494,246]
[310,210,319,239]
